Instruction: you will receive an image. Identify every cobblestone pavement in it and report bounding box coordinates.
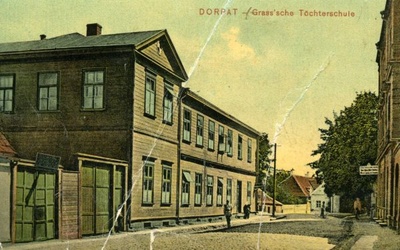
[3,213,400,250]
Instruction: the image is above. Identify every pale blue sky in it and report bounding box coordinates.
[0,0,386,175]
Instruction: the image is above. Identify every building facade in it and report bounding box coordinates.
[376,0,400,230]
[0,24,259,242]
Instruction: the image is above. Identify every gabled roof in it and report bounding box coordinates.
[0,30,162,53]
[0,28,188,81]
[282,175,319,198]
[182,88,260,137]
[0,133,16,157]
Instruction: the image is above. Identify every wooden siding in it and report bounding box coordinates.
[0,52,134,168]
[180,105,257,174]
[179,160,256,218]
[141,41,173,71]
[59,171,80,240]
[133,62,179,143]
[130,132,178,221]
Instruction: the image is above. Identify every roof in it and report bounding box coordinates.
[282,175,320,198]
[0,27,188,82]
[0,133,16,157]
[182,88,261,137]
[0,30,163,53]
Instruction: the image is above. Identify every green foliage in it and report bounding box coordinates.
[309,92,378,200]
[257,133,273,183]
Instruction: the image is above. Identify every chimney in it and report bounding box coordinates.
[86,23,102,36]
[40,34,46,40]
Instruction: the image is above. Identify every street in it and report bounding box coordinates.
[4,213,400,250]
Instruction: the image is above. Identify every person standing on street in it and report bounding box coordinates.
[320,201,326,218]
[354,198,362,219]
[224,200,233,228]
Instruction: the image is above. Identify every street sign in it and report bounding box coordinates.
[359,163,378,175]
[35,153,61,172]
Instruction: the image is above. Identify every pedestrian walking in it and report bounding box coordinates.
[224,200,233,228]
[244,204,251,219]
[320,201,326,218]
[354,197,362,219]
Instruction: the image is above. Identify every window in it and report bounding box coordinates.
[247,181,252,204]
[145,72,156,116]
[316,200,321,208]
[208,120,215,150]
[183,109,191,142]
[38,72,58,111]
[195,173,202,206]
[217,178,223,206]
[218,125,225,153]
[161,165,172,205]
[226,179,232,203]
[83,70,104,109]
[0,74,14,112]
[196,115,204,146]
[142,161,154,204]
[182,171,192,206]
[238,135,243,160]
[206,175,213,206]
[227,129,233,156]
[163,82,173,124]
[247,139,252,162]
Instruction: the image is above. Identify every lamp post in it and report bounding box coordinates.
[272,143,277,217]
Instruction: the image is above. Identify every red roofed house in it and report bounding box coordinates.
[280,174,319,213]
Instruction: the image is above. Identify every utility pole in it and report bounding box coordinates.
[272,143,277,217]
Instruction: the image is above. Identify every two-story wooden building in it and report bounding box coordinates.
[376,0,400,230]
[178,89,259,220]
[0,23,259,243]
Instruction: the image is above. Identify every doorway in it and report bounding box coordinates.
[236,181,242,213]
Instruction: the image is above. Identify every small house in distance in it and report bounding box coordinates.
[310,182,340,213]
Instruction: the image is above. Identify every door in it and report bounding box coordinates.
[82,165,111,235]
[15,168,56,242]
[236,181,242,213]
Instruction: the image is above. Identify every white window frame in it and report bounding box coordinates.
[142,161,154,204]
[206,175,213,206]
[196,115,204,146]
[38,72,59,111]
[145,72,156,116]
[0,74,14,112]
[247,138,252,163]
[83,70,104,109]
[161,165,172,205]
[183,109,191,142]
[195,173,202,205]
[163,82,173,124]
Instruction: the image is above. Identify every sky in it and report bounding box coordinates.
[0,0,387,175]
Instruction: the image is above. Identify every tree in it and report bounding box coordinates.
[257,134,298,203]
[309,92,378,206]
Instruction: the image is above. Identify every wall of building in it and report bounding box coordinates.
[0,161,11,242]
[179,160,256,218]
[0,51,135,167]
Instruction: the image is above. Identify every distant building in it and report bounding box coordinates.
[281,175,319,203]
[310,182,340,213]
[376,0,400,229]
[0,24,260,242]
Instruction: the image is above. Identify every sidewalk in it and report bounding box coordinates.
[2,214,273,250]
[349,215,400,250]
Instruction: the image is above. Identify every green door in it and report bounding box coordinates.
[82,165,111,235]
[15,169,56,242]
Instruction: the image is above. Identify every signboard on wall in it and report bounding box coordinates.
[359,163,378,175]
[35,153,61,172]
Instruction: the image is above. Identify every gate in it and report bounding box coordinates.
[81,164,125,235]
[15,168,56,242]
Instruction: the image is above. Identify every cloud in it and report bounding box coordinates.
[221,27,257,62]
